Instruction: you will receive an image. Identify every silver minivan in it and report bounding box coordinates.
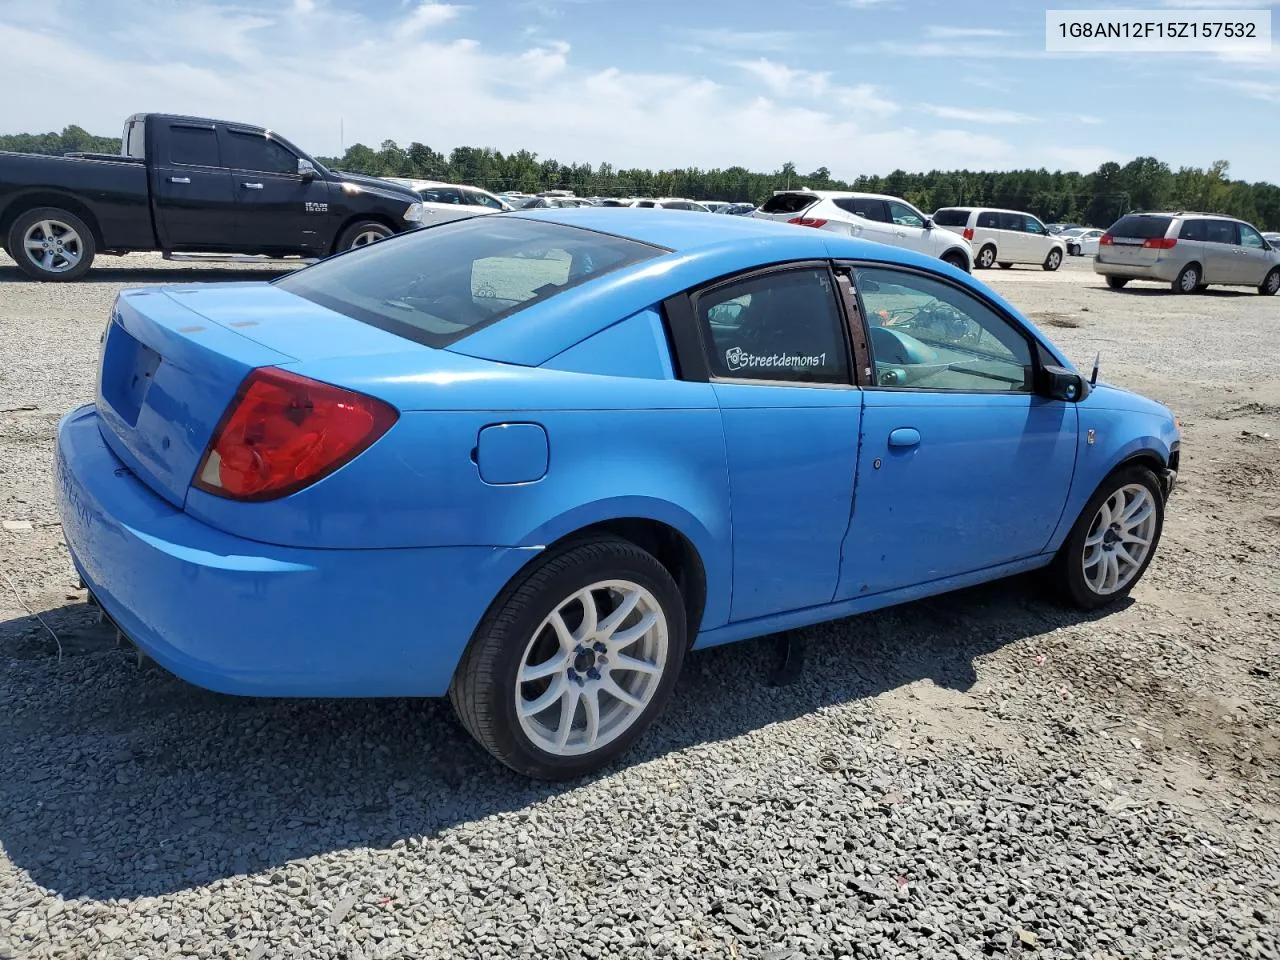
[1094,212,1280,295]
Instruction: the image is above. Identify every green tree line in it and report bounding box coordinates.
[4,125,1277,229]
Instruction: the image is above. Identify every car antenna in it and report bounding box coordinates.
[1090,351,1100,385]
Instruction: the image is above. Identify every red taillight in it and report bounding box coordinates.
[1099,234,1114,245]
[1143,237,1177,249]
[962,227,974,241]
[787,217,828,228]
[193,367,399,501]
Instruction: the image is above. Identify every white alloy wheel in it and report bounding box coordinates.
[515,580,669,757]
[1081,483,1158,595]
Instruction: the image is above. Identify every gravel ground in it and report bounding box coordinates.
[1,251,1278,960]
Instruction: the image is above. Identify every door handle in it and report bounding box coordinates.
[887,427,921,448]
[167,176,190,184]
[241,182,264,190]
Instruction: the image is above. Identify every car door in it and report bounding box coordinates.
[149,120,238,250]
[997,212,1029,262]
[833,263,1077,599]
[886,199,933,256]
[1200,219,1241,283]
[1237,223,1274,284]
[684,264,865,622]
[834,197,896,246]
[1023,214,1053,262]
[221,127,332,254]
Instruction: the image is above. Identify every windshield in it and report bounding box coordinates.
[274,217,667,348]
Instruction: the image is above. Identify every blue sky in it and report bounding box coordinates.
[0,0,1275,181]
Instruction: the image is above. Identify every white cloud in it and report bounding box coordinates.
[1210,78,1280,104]
[675,28,799,52]
[922,105,1039,125]
[926,26,1012,38]
[0,0,1130,178]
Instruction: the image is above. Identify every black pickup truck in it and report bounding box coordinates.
[0,113,424,281]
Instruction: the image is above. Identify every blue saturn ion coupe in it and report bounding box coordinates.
[56,208,1180,779]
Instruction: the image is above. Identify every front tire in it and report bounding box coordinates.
[941,250,970,273]
[976,244,996,269]
[449,536,687,780]
[1049,465,1165,610]
[1043,248,1062,271]
[6,207,96,281]
[1260,268,1280,296]
[1172,263,1200,294]
[336,220,393,252]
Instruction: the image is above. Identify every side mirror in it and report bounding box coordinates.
[923,217,934,229]
[298,158,318,180]
[1037,364,1089,402]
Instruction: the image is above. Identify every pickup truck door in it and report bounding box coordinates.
[220,127,333,255]
[150,121,239,250]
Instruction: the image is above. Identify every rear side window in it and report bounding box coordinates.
[273,217,665,348]
[976,211,1000,229]
[1178,219,1207,241]
[998,212,1024,232]
[168,126,220,167]
[420,187,463,204]
[834,197,890,222]
[1108,215,1173,240]
[696,268,850,385]
[124,120,145,159]
[226,132,297,174]
[932,209,969,227]
[759,193,819,215]
[1204,220,1239,245]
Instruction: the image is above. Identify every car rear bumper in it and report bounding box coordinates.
[55,404,537,698]
[1093,258,1179,282]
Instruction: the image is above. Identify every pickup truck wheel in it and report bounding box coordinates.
[8,208,96,281]
[337,220,393,251]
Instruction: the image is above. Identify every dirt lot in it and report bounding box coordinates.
[1,250,1278,959]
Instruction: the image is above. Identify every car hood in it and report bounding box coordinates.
[1087,381,1175,421]
[330,170,420,203]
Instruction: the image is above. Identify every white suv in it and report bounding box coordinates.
[753,190,973,271]
[932,207,1066,271]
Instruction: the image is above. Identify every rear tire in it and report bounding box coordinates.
[1105,276,1129,290]
[1043,248,1063,271]
[1049,465,1165,610]
[1259,268,1280,296]
[1172,263,1200,294]
[449,536,688,780]
[6,207,96,281]
[976,244,996,269]
[336,220,393,252]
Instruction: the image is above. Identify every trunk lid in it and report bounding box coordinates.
[95,283,429,508]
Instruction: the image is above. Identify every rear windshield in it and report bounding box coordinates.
[932,209,969,227]
[1107,215,1173,239]
[274,217,666,348]
[759,193,819,215]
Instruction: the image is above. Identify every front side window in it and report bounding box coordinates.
[1204,220,1239,245]
[467,190,505,210]
[1239,224,1266,249]
[274,217,665,348]
[696,268,851,385]
[887,201,925,228]
[1023,215,1047,235]
[226,132,296,174]
[855,267,1032,392]
[420,187,463,204]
